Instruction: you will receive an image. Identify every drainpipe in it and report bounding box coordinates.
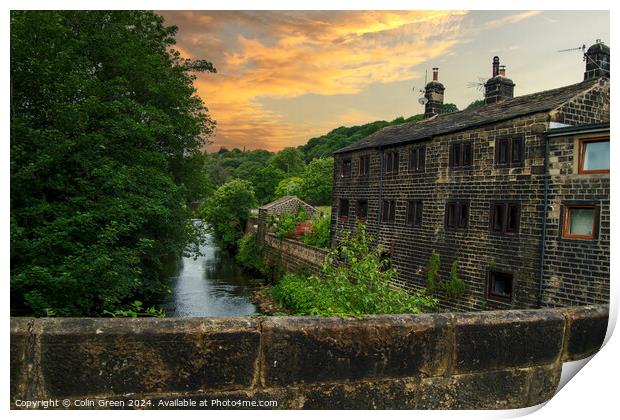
[537,134,550,308]
[376,147,384,247]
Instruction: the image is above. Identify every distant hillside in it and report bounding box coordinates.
[298,114,423,161]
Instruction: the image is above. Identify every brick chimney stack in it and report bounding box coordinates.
[584,40,610,80]
[424,67,445,118]
[484,56,515,104]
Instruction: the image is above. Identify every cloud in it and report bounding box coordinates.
[160,10,540,151]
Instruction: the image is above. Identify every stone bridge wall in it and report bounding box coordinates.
[11,305,608,409]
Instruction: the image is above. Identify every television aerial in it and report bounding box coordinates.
[467,77,487,92]
[412,69,429,106]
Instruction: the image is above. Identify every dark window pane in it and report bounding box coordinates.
[419,147,425,170]
[498,139,508,164]
[389,200,396,222]
[490,272,512,299]
[410,149,416,171]
[507,204,519,232]
[492,204,504,231]
[447,203,456,227]
[407,202,414,225]
[339,199,349,218]
[451,144,460,167]
[511,137,523,163]
[583,141,610,171]
[393,153,399,174]
[357,200,367,220]
[458,203,468,227]
[462,143,472,166]
[415,201,423,225]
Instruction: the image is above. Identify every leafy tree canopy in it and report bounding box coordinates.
[10,11,215,316]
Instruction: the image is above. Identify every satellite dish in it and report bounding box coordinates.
[418,97,428,105]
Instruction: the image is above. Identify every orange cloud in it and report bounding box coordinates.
[160,11,538,152]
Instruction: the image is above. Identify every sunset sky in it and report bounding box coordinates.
[159,10,609,152]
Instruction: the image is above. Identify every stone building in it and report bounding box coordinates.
[331,42,610,311]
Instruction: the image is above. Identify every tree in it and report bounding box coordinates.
[299,157,334,205]
[198,179,257,249]
[466,99,485,110]
[10,11,215,316]
[248,165,286,204]
[441,103,459,113]
[268,147,306,176]
[275,177,304,198]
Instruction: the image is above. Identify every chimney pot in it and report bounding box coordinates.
[432,67,439,81]
[485,57,514,104]
[423,67,445,118]
[492,56,500,77]
[499,65,506,77]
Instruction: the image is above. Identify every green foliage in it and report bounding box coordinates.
[268,147,306,176]
[445,260,466,298]
[236,232,266,275]
[426,250,441,292]
[198,179,256,249]
[441,103,459,113]
[102,300,166,318]
[467,99,485,110]
[10,11,215,316]
[270,225,436,316]
[274,207,308,239]
[302,215,331,249]
[275,177,304,198]
[248,165,286,204]
[298,157,334,205]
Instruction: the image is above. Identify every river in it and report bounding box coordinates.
[161,232,263,317]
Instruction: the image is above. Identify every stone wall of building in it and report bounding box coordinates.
[330,82,609,312]
[551,79,610,126]
[10,305,608,409]
[541,132,610,306]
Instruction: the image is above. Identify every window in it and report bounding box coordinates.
[579,138,609,174]
[406,200,423,227]
[445,201,469,229]
[340,159,352,177]
[490,202,520,234]
[449,142,473,168]
[358,155,370,176]
[356,200,368,221]
[381,200,396,223]
[338,199,349,220]
[562,204,598,240]
[409,147,426,172]
[384,151,399,174]
[495,135,524,167]
[487,271,513,303]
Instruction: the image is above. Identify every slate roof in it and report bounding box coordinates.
[334,78,602,154]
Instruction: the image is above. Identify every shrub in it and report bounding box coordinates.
[270,224,436,316]
[445,260,466,298]
[236,232,266,275]
[426,250,441,292]
[302,215,330,248]
[274,206,308,239]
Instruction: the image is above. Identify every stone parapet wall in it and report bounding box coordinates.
[263,233,327,277]
[11,305,608,409]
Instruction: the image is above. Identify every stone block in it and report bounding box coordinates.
[453,309,564,373]
[37,317,260,398]
[562,305,609,361]
[10,318,34,401]
[261,314,451,386]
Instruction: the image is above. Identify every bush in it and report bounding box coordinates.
[302,215,330,248]
[236,232,266,275]
[198,179,256,249]
[445,260,466,298]
[426,250,441,292]
[270,225,436,316]
[274,206,308,239]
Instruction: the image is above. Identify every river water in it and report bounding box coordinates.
[161,233,262,317]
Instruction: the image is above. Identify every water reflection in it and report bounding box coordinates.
[162,234,262,317]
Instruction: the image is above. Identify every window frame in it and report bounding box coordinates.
[578,137,610,174]
[445,200,469,229]
[495,134,525,167]
[490,201,521,235]
[381,200,396,224]
[406,200,423,227]
[384,151,399,174]
[338,199,350,221]
[358,155,370,176]
[340,158,352,178]
[487,270,513,303]
[449,142,473,169]
[409,146,426,173]
[356,199,368,222]
[561,203,599,240]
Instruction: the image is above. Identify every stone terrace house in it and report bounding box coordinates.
[331,42,610,311]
